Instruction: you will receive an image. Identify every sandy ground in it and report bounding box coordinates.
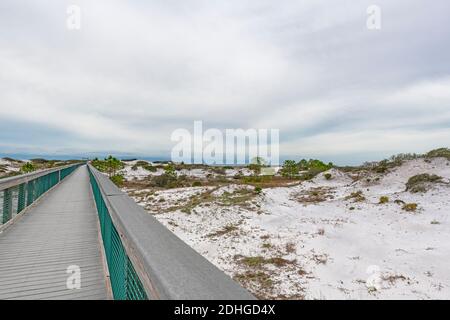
[0,158,22,178]
[124,158,450,299]
[120,161,258,181]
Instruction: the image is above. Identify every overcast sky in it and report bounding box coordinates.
[0,0,449,164]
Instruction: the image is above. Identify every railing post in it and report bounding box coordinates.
[26,180,34,206]
[2,189,12,224]
[17,183,26,213]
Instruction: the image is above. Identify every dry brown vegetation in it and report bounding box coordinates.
[238,176,302,189]
[294,187,335,204]
[233,271,275,299]
[382,274,409,285]
[232,254,304,299]
[234,255,296,268]
[402,203,418,212]
[344,190,366,202]
[207,223,240,238]
[285,242,296,254]
[312,253,328,264]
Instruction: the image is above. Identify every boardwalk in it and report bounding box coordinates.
[0,166,109,300]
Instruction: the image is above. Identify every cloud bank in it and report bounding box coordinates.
[0,0,449,164]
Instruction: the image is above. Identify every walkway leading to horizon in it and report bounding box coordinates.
[0,166,108,300]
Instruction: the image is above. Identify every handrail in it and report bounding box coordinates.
[0,163,80,191]
[87,164,255,300]
[0,162,84,227]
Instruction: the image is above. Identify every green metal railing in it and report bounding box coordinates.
[0,163,83,226]
[60,165,79,180]
[87,164,254,301]
[88,167,148,300]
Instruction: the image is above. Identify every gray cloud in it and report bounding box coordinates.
[0,0,449,164]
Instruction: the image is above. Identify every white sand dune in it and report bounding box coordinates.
[124,157,450,299]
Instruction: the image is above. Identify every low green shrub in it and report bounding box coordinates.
[132,161,156,172]
[379,196,389,204]
[110,174,124,187]
[300,168,324,181]
[389,153,421,165]
[345,190,366,202]
[151,173,182,188]
[211,167,226,175]
[280,160,299,178]
[142,164,157,172]
[426,148,450,160]
[406,173,443,193]
[21,162,36,173]
[91,156,124,177]
[402,203,418,212]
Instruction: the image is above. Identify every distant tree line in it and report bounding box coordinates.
[280,159,333,179]
[91,155,125,186]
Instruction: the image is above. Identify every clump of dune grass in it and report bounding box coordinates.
[406,173,443,193]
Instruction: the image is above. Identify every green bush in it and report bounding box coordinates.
[92,155,124,177]
[110,174,124,187]
[295,159,333,180]
[211,167,226,175]
[389,153,421,165]
[254,186,262,194]
[324,173,332,180]
[21,162,36,173]
[297,159,309,170]
[142,164,156,172]
[345,190,366,202]
[308,159,333,172]
[373,160,389,173]
[131,161,156,172]
[248,157,267,175]
[379,196,389,204]
[164,164,177,178]
[247,163,261,175]
[192,181,202,187]
[280,160,299,178]
[152,173,178,188]
[299,168,324,181]
[406,173,443,193]
[426,148,450,160]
